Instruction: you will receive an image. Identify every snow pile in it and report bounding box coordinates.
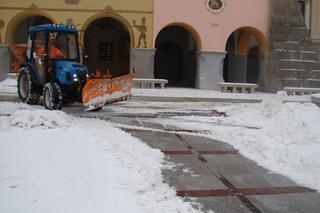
[0,102,202,213]
[9,110,71,129]
[165,93,320,191]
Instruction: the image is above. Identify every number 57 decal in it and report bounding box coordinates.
[49,32,58,40]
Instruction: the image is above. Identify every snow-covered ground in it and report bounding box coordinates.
[0,102,202,213]
[153,93,320,192]
[0,78,17,94]
[1,76,320,211]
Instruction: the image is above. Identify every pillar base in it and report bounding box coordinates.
[196,51,226,90]
[130,48,156,78]
[0,45,10,81]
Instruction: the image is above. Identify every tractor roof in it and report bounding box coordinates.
[28,24,78,33]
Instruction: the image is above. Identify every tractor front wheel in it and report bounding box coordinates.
[43,82,63,110]
[17,68,40,104]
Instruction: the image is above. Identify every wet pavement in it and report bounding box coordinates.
[64,98,320,213]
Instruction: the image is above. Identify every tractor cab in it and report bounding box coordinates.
[26,24,88,87]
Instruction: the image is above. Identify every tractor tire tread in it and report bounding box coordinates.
[17,68,40,105]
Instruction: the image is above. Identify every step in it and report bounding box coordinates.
[275,49,318,61]
[278,59,319,69]
[273,42,314,52]
[272,15,305,25]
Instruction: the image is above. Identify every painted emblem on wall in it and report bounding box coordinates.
[204,0,225,14]
[133,17,147,48]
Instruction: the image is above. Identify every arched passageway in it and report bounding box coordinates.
[7,14,54,72]
[223,27,266,85]
[154,25,198,88]
[13,15,53,44]
[84,17,130,77]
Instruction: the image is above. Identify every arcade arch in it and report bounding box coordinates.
[223,27,266,84]
[83,17,131,77]
[6,12,55,44]
[154,24,201,87]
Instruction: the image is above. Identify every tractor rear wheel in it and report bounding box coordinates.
[17,68,40,104]
[43,82,63,110]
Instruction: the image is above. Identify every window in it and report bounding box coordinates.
[33,31,46,60]
[48,31,78,60]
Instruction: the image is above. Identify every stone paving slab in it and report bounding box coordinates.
[194,196,252,213]
[163,155,213,176]
[223,173,298,188]
[127,130,189,151]
[202,154,265,175]
[109,117,142,127]
[180,134,237,151]
[247,193,320,213]
[139,121,166,130]
[165,174,228,190]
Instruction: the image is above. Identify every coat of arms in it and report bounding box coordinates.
[204,0,225,14]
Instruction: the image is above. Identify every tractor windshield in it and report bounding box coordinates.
[48,31,78,60]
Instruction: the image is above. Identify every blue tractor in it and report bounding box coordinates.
[17,24,134,111]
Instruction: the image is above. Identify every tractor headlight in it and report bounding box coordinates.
[73,73,79,82]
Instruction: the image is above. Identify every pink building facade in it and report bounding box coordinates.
[150,0,269,89]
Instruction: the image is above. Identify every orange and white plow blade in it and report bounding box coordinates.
[82,73,135,111]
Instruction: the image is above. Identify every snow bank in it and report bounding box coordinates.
[164,93,320,191]
[9,110,71,129]
[0,102,202,213]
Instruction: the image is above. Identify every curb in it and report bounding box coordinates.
[131,96,263,103]
[0,94,19,102]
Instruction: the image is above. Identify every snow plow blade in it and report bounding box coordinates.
[82,72,135,111]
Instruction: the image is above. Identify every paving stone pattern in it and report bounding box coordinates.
[70,100,320,213]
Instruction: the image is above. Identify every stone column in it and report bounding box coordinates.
[257,55,266,90]
[196,51,226,90]
[130,48,156,78]
[0,45,10,81]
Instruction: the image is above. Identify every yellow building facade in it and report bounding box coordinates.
[0,0,153,47]
[0,0,154,78]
